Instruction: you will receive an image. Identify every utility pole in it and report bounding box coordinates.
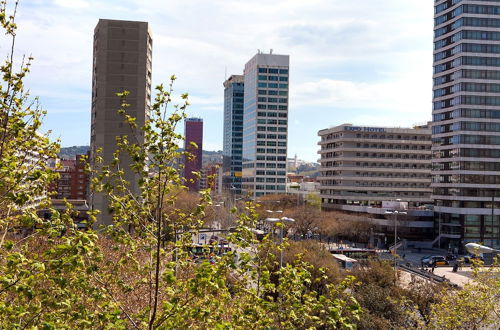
[492,192,495,248]
[394,212,398,272]
[438,209,442,249]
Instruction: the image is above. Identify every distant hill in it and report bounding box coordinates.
[59,145,223,164]
[59,146,90,159]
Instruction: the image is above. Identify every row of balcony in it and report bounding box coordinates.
[320,166,431,173]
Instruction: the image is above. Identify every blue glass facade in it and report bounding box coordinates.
[222,75,244,194]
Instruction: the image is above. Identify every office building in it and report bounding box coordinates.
[318,124,434,241]
[241,52,290,198]
[90,19,152,225]
[432,0,500,249]
[184,118,203,191]
[222,75,244,194]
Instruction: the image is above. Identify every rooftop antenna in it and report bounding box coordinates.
[257,49,261,54]
[224,65,227,80]
[270,49,273,54]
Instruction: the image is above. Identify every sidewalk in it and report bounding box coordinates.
[433,267,473,287]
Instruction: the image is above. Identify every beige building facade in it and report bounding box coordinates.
[318,124,434,241]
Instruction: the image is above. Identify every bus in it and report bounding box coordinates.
[329,248,378,260]
[332,254,358,270]
[187,244,232,263]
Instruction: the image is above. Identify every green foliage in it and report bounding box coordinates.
[15,1,500,329]
[1,1,498,328]
[429,263,500,329]
[351,260,446,329]
[0,2,132,327]
[84,74,362,328]
[0,0,59,234]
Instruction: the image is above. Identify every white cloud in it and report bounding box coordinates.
[11,0,433,162]
[292,75,430,114]
[52,0,90,9]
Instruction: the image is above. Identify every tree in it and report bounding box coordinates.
[0,0,59,243]
[283,240,342,293]
[350,260,446,329]
[86,75,362,328]
[0,2,126,327]
[0,3,363,326]
[429,263,500,329]
[287,205,323,238]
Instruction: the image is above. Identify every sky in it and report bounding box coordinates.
[8,0,434,162]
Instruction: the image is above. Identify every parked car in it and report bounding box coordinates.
[445,254,457,261]
[422,256,448,266]
[463,255,484,264]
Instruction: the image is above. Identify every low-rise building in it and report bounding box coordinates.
[286,174,320,199]
[200,164,222,194]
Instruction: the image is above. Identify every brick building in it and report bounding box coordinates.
[50,155,89,200]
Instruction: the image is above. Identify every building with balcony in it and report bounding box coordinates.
[318,124,434,241]
[50,155,89,200]
[432,0,500,249]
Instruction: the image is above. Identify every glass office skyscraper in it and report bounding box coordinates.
[432,0,500,249]
[222,75,244,194]
[241,52,290,198]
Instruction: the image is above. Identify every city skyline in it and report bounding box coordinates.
[13,1,432,162]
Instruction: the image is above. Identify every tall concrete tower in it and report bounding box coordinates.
[90,19,152,225]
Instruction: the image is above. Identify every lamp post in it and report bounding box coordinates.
[265,210,283,237]
[265,216,295,268]
[212,202,225,230]
[491,192,495,248]
[384,209,407,271]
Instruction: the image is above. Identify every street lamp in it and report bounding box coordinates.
[210,202,226,230]
[264,210,283,234]
[384,209,407,271]
[264,216,295,268]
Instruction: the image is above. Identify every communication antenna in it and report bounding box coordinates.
[270,49,273,54]
[224,65,227,80]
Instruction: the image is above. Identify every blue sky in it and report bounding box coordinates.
[9,0,433,162]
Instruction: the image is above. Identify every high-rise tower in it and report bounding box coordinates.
[90,19,152,225]
[222,75,244,195]
[432,1,500,249]
[184,118,203,191]
[241,52,290,198]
